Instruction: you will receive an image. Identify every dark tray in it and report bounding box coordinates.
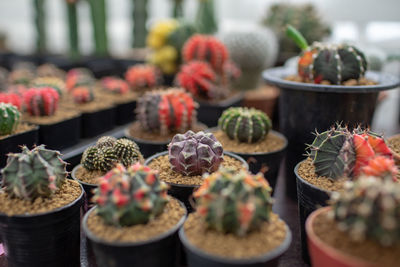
[81,106,116,138]
[114,100,136,125]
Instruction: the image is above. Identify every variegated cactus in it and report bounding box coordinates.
[101,77,130,95]
[125,64,161,91]
[71,86,94,104]
[23,87,59,116]
[31,77,66,97]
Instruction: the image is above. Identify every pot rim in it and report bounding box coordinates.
[179,219,292,264]
[144,151,249,189]
[82,198,187,247]
[262,67,400,93]
[71,164,99,187]
[294,159,334,194]
[306,206,378,267]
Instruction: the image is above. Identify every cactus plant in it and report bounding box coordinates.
[1,145,68,200]
[287,25,367,84]
[168,130,223,176]
[0,103,21,135]
[88,0,108,56]
[65,0,80,59]
[125,64,161,91]
[92,163,169,226]
[195,0,218,34]
[0,92,23,110]
[33,0,47,53]
[8,69,35,86]
[194,167,273,236]
[81,146,118,173]
[31,77,66,97]
[101,77,129,95]
[66,68,94,91]
[71,86,94,104]
[23,87,59,116]
[330,177,400,246]
[137,88,197,135]
[114,138,143,167]
[132,0,148,48]
[218,107,272,143]
[96,136,117,149]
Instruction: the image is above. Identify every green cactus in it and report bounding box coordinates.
[218,107,272,143]
[194,167,273,236]
[114,138,143,167]
[0,103,21,135]
[93,163,170,226]
[1,145,67,200]
[81,146,118,172]
[195,0,217,34]
[96,136,117,149]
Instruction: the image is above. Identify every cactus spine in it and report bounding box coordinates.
[23,88,59,116]
[0,103,21,135]
[113,138,144,167]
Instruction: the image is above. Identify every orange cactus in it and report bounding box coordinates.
[353,134,376,176]
[360,156,398,181]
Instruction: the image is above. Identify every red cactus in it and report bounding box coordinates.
[23,87,59,116]
[360,156,398,181]
[71,86,94,104]
[7,84,29,97]
[101,77,129,95]
[65,68,94,91]
[362,133,393,157]
[0,92,23,110]
[353,134,375,176]
[125,64,161,91]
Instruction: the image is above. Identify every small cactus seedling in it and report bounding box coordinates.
[1,145,68,200]
[81,146,118,173]
[65,68,95,91]
[23,87,59,116]
[125,64,161,91]
[92,163,169,226]
[101,77,129,95]
[218,107,272,143]
[0,103,21,135]
[287,25,367,84]
[71,86,95,104]
[96,136,117,149]
[114,138,144,167]
[137,88,197,135]
[0,92,23,110]
[168,130,223,176]
[330,177,400,246]
[194,167,273,236]
[31,77,66,97]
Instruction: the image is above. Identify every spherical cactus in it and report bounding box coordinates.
[1,145,68,200]
[92,163,170,226]
[0,103,21,135]
[0,92,23,110]
[125,64,161,91]
[81,146,118,172]
[114,138,143,167]
[136,88,198,135]
[71,86,94,104]
[96,136,117,149]
[287,25,367,84]
[31,77,66,97]
[194,167,273,236]
[101,77,129,95]
[65,68,94,91]
[168,130,223,176]
[23,87,59,116]
[330,177,400,246]
[218,107,272,143]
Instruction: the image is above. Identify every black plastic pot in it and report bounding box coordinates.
[82,200,187,267]
[114,100,136,125]
[124,128,169,159]
[83,56,118,78]
[179,223,292,267]
[144,151,249,213]
[294,160,330,264]
[197,92,244,127]
[71,164,98,212]
[36,114,81,150]
[0,183,84,267]
[263,67,400,200]
[0,124,39,168]
[81,106,116,138]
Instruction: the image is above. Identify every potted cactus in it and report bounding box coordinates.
[212,107,287,188]
[82,163,187,267]
[176,34,243,127]
[124,64,162,94]
[306,177,400,267]
[71,136,144,210]
[145,130,248,212]
[124,87,206,158]
[263,26,400,200]
[0,145,84,266]
[179,167,292,267]
[295,124,399,263]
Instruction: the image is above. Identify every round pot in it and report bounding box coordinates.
[294,160,331,264]
[179,223,292,267]
[263,67,400,200]
[82,199,187,267]
[71,164,98,212]
[124,128,169,159]
[144,151,249,213]
[0,183,84,267]
[197,92,244,127]
[306,207,377,267]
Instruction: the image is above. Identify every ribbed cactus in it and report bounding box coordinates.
[66,68,94,91]
[125,64,161,91]
[32,77,66,97]
[287,25,367,84]
[114,138,143,167]
[194,167,273,236]
[101,77,129,95]
[92,163,169,226]
[23,88,59,116]
[0,92,23,110]
[195,0,218,34]
[137,88,197,135]
[71,86,95,104]
[218,107,272,143]
[96,136,117,149]
[81,146,118,172]
[168,130,223,176]
[330,177,400,246]
[0,103,21,135]
[1,145,68,200]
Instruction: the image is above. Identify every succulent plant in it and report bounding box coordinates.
[125,64,161,91]
[195,0,218,34]
[194,167,273,236]
[330,177,400,246]
[8,69,35,86]
[1,145,68,200]
[6,84,28,97]
[101,77,129,95]
[287,25,367,84]
[137,88,197,135]
[81,146,118,172]
[114,138,143,167]
[71,86,95,104]
[168,130,223,176]
[92,163,169,226]
[218,107,272,143]
[31,77,66,97]
[0,103,21,135]
[65,68,95,91]
[96,136,117,149]
[0,92,23,110]
[23,87,59,116]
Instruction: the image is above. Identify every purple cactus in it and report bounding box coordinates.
[168,131,224,176]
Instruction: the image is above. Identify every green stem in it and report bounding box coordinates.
[88,0,108,56]
[132,0,148,48]
[66,2,79,59]
[34,0,46,53]
[286,24,309,51]
[195,0,217,34]
[172,0,183,18]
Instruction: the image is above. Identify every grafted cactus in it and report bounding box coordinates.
[194,167,273,236]
[71,86,94,104]
[125,64,161,91]
[0,92,23,110]
[65,68,94,91]
[168,130,223,176]
[31,77,66,96]
[101,77,129,95]
[92,163,169,226]
[1,145,68,200]
[218,107,272,143]
[114,138,143,167]
[23,87,59,116]
[81,146,118,172]
[0,103,21,135]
